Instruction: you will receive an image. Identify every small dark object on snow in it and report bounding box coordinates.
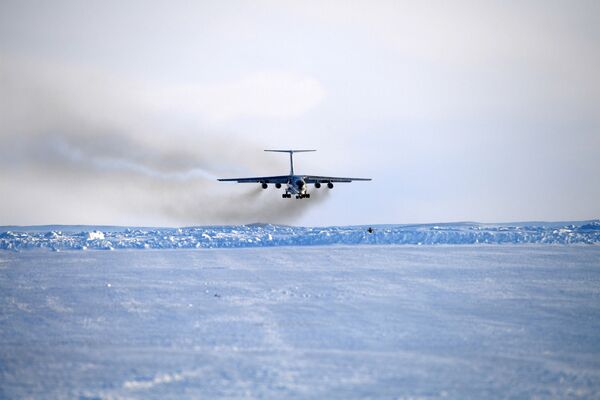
[367,227,374,234]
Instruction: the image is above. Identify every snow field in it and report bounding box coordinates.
[1,245,599,398]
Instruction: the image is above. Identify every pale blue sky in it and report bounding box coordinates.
[1,1,598,226]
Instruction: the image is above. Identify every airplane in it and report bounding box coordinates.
[218,150,371,199]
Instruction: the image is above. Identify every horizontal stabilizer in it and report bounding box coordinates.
[264,149,316,153]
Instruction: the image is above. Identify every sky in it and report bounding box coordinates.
[0,0,599,226]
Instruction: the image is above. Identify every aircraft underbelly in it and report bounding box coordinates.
[287,184,300,194]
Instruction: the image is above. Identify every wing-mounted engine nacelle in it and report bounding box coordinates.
[314,182,321,188]
[275,183,282,189]
[327,182,334,189]
[261,182,268,189]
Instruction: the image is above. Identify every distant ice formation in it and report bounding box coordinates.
[1,221,599,251]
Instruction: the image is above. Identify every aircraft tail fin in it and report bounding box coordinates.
[264,150,316,175]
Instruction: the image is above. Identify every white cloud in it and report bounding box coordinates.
[143,72,326,122]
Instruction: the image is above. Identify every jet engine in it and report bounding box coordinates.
[261,183,268,189]
[314,182,321,188]
[327,182,334,189]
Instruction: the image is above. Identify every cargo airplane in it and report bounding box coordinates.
[218,150,371,199]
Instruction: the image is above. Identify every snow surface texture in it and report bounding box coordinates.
[1,246,599,399]
[1,220,600,251]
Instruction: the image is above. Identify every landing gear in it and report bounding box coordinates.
[283,193,311,199]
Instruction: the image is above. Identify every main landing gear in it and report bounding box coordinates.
[282,193,310,199]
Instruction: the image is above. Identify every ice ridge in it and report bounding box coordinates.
[1,221,599,251]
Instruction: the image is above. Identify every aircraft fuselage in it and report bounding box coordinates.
[278,175,310,199]
[287,176,306,195]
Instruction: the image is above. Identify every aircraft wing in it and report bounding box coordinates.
[303,175,372,183]
[217,175,291,183]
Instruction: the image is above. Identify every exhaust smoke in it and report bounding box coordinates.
[0,59,328,226]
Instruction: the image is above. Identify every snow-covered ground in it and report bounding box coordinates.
[1,220,599,251]
[1,243,600,399]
